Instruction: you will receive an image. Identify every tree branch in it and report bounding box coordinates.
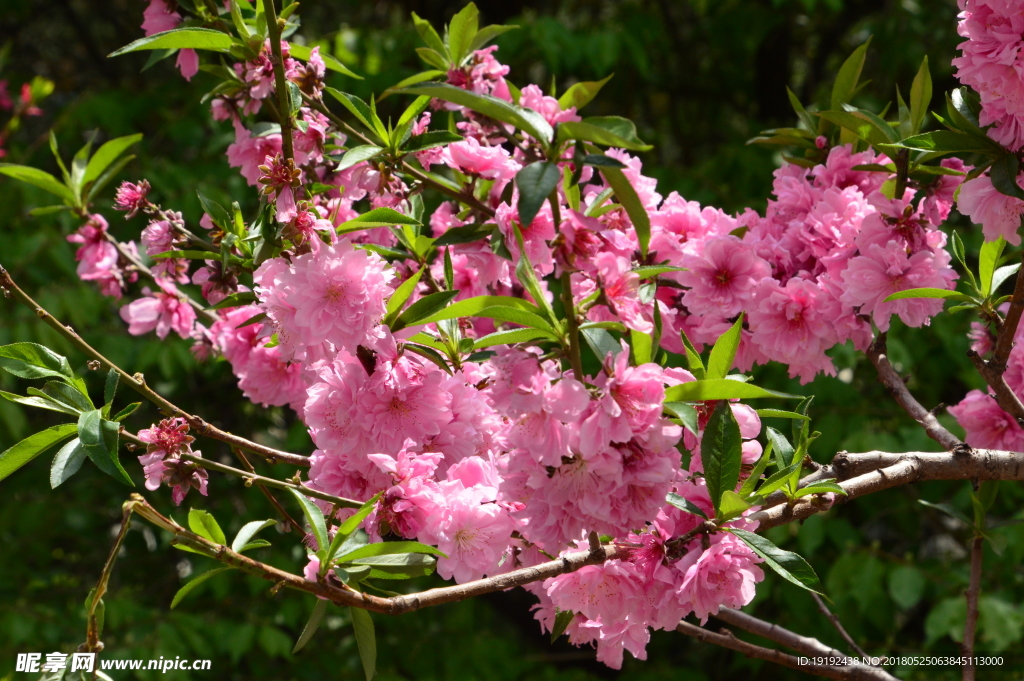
[263,0,293,164]
[962,535,984,681]
[809,593,871,660]
[750,447,1024,530]
[713,609,895,680]
[867,333,961,450]
[967,349,1024,425]
[231,447,305,536]
[0,265,309,468]
[991,253,1024,371]
[85,505,132,653]
[675,620,883,681]
[123,494,619,615]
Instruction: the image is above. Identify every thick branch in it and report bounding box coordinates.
[263,0,293,164]
[675,620,879,681]
[0,266,309,468]
[962,536,983,681]
[714,609,894,680]
[867,333,961,450]
[125,494,618,615]
[750,448,1024,530]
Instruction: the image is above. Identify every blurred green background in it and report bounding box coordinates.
[3,0,1024,679]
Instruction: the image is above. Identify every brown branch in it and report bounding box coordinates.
[962,535,984,681]
[232,448,305,536]
[675,620,883,681]
[124,494,618,615]
[810,593,871,660]
[991,254,1024,370]
[750,448,1024,530]
[85,505,132,652]
[0,265,309,468]
[867,333,961,450]
[713,609,895,680]
[263,0,293,164]
[967,350,1024,425]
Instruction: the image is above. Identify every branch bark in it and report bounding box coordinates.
[263,0,293,164]
[962,535,984,681]
[810,593,871,660]
[0,265,309,468]
[713,609,895,680]
[867,333,961,450]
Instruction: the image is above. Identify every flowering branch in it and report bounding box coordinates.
[867,333,961,450]
[0,266,309,468]
[120,494,620,615]
[263,0,294,164]
[962,535,984,681]
[713,608,894,680]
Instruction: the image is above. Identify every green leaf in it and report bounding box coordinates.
[188,508,227,546]
[82,134,143,189]
[34,381,93,414]
[77,410,132,486]
[325,88,380,137]
[755,409,810,421]
[0,423,77,483]
[403,130,463,153]
[432,223,493,246]
[70,134,94,197]
[815,110,896,146]
[171,567,232,609]
[473,327,554,348]
[990,153,1024,201]
[287,488,329,552]
[729,528,824,594]
[634,265,685,279]
[883,287,971,302]
[293,599,329,653]
[390,290,460,332]
[795,480,847,497]
[287,42,360,78]
[0,390,79,416]
[350,607,377,681]
[947,88,983,134]
[701,401,743,514]
[557,118,652,151]
[411,12,448,57]
[992,264,1020,294]
[467,24,518,53]
[830,38,871,110]
[766,427,796,468]
[206,291,258,310]
[350,552,437,579]
[918,499,973,528]
[909,56,932,134]
[109,28,234,56]
[755,461,802,497]
[103,368,119,409]
[415,295,541,325]
[665,491,708,519]
[415,47,450,71]
[787,87,818,133]
[446,2,479,65]
[550,609,575,642]
[706,314,744,380]
[472,306,557,335]
[663,379,799,402]
[515,161,561,228]
[0,164,75,202]
[663,401,699,434]
[598,166,650,258]
[231,519,277,553]
[895,130,1000,155]
[323,493,382,570]
[739,442,773,497]
[50,437,87,488]
[402,83,554,144]
[336,541,445,563]
[111,402,142,421]
[336,145,383,172]
[717,490,752,520]
[558,75,613,112]
[979,236,1006,298]
[385,267,426,321]
[679,330,706,380]
[337,207,421,232]
[581,327,622,361]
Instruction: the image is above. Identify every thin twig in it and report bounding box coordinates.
[810,593,872,660]
[0,266,309,468]
[867,333,961,450]
[967,350,1024,425]
[232,448,305,535]
[962,535,984,681]
[84,505,132,652]
[263,0,293,163]
[991,253,1024,370]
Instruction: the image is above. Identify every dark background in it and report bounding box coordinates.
[4,1,1024,679]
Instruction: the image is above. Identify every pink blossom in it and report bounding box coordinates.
[227,119,282,186]
[519,84,581,126]
[66,214,118,283]
[141,0,197,81]
[434,483,515,583]
[748,277,838,382]
[119,279,196,339]
[679,236,771,317]
[957,173,1024,245]
[663,533,764,624]
[258,154,300,223]
[443,137,521,181]
[137,417,194,457]
[447,45,512,101]
[840,241,956,331]
[578,252,652,333]
[580,348,666,455]
[287,46,326,97]
[949,389,1024,451]
[114,180,151,218]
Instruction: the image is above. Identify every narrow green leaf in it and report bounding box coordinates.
[515,161,561,228]
[702,402,743,514]
[896,130,1000,155]
[665,492,708,519]
[103,368,119,408]
[350,552,437,579]
[557,118,652,151]
[766,427,796,468]
[0,164,75,202]
[990,153,1024,201]
[287,42,360,78]
[979,236,1006,298]
[402,130,463,153]
[739,442,773,497]
[883,287,971,302]
[36,381,93,414]
[467,24,518,53]
[729,528,824,594]
[909,56,932,134]
[663,402,699,434]
[78,410,132,486]
[171,567,232,609]
[293,599,329,653]
[411,12,448,59]
[111,402,142,421]
[188,508,227,546]
[581,327,622,361]
[350,607,377,681]
[446,2,479,65]
[796,480,848,497]
[0,423,78,482]
[337,207,421,232]
[717,490,752,520]
[473,327,554,348]
[231,519,277,553]
[558,74,613,112]
[755,409,810,421]
[664,379,799,402]
[390,290,460,332]
[336,541,445,563]
[82,134,143,188]
[415,295,541,325]
[631,329,653,365]
[831,38,871,110]
[992,264,1021,295]
[287,488,329,552]
[402,83,554,144]
[385,267,426,321]
[0,390,78,416]
[325,88,379,136]
[108,28,234,56]
[599,166,650,258]
[679,330,706,380]
[205,291,258,310]
[336,145,383,172]
[706,314,744,380]
[324,493,382,567]
[50,437,87,488]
